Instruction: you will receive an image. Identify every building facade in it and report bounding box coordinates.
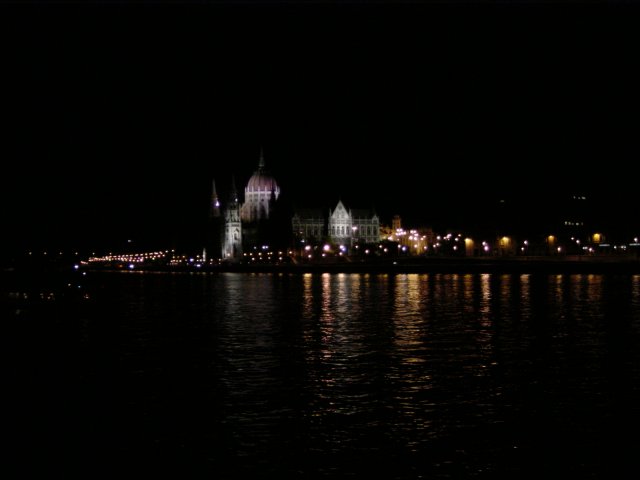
[213,150,281,262]
[211,151,379,261]
[291,209,325,243]
[240,148,280,223]
[293,200,380,247]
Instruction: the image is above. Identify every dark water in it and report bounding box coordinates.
[6,272,640,478]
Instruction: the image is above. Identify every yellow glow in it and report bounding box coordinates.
[592,233,602,243]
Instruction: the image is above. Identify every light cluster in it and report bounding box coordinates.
[243,246,288,263]
[88,251,170,263]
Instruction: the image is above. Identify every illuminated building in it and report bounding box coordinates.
[211,149,379,260]
[561,194,589,234]
[291,209,325,243]
[210,149,281,262]
[222,176,242,260]
[240,147,280,223]
[382,215,435,254]
[293,200,380,247]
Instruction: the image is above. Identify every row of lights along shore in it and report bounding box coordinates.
[45,231,639,269]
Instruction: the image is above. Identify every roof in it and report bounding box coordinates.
[351,208,378,220]
[293,208,325,220]
[246,170,279,192]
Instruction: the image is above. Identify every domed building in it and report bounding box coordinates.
[241,148,280,223]
[208,148,282,262]
[207,147,379,262]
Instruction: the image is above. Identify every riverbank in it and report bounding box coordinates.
[83,255,640,274]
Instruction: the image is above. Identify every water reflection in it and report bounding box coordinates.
[46,271,640,479]
[302,273,314,320]
[479,273,491,317]
[389,274,435,450]
[519,274,531,319]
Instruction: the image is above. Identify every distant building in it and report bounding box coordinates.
[293,200,380,247]
[382,215,435,255]
[209,151,379,261]
[291,208,325,243]
[560,193,589,235]
[210,149,281,262]
[241,148,280,223]
[391,214,402,231]
[222,177,243,260]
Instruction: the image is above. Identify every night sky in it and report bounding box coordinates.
[2,1,639,252]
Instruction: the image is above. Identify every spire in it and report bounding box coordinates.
[229,175,238,203]
[258,146,265,171]
[211,178,219,205]
[210,178,221,218]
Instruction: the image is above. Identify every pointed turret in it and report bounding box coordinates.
[229,175,239,204]
[258,146,265,171]
[206,178,223,263]
[209,179,221,219]
[222,174,243,260]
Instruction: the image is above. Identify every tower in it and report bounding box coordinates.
[205,179,223,261]
[209,179,221,219]
[392,215,402,231]
[222,176,243,260]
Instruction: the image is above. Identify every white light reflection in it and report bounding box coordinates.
[633,275,640,311]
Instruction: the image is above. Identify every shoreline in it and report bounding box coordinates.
[84,256,640,274]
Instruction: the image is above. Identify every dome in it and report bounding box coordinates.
[246,170,279,192]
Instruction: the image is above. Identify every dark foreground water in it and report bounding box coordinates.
[6,272,640,478]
